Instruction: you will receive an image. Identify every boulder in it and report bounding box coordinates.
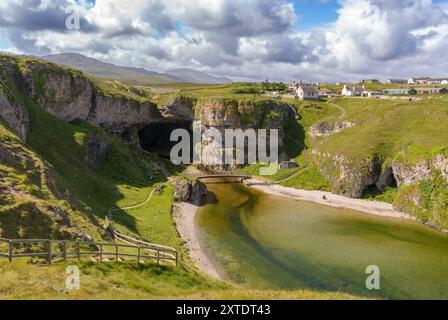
[173,178,208,202]
[84,134,110,170]
[279,161,299,170]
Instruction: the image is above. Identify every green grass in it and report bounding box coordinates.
[281,166,331,191]
[315,97,448,163]
[0,260,364,300]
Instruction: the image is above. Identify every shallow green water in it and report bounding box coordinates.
[197,183,448,299]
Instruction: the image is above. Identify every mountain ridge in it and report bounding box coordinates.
[41,52,233,85]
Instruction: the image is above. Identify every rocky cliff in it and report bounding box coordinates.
[0,55,162,140]
[194,97,297,171]
[311,122,448,229]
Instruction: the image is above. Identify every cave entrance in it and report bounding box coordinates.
[138,121,193,159]
[362,170,398,199]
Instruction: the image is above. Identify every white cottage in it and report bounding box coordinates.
[295,85,319,101]
[341,85,364,96]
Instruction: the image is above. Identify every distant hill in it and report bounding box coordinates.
[166,68,233,84]
[41,53,232,85]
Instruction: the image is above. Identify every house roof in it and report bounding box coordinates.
[344,85,363,92]
[299,86,318,93]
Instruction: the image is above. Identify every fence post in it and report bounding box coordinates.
[8,240,12,263]
[47,240,52,264]
[99,244,103,262]
[157,248,160,265]
[175,251,178,267]
[137,246,141,264]
[77,242,80,262]
[115,244,119,261]
[63,241,67,262]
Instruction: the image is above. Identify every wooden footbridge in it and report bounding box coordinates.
[197,174,252,182]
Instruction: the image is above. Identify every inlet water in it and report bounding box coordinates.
[197,183,448,299]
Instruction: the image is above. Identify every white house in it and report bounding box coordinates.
[362,90,383,98]
[341,85,364,96]
[295,85,319,101]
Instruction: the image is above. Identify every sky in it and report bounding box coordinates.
[0,0,447,82]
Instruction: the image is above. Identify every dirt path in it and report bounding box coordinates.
[331,101,346,119]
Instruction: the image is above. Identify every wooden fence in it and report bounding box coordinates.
[0,238,178,266]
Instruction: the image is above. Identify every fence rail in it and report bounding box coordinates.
[0,238,178,266]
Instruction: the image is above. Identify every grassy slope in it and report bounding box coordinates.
[25,97,180,246]
[0,260,364,300]
[315,97,448,163]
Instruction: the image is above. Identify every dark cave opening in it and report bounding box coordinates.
[138,121,193,159]
[362,170,398,199]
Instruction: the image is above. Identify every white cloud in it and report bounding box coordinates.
[0,0,447,81]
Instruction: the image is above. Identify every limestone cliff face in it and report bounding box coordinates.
[0,93,28,141]
[87,96,157,134]
[194,98,296,171]
[158,96,195,122]
[13,58,160,136]
[312,150,383,198]
[392,154,448,229]
[0,56,29,141]
[21,61,94,122]
[392,154,448,186]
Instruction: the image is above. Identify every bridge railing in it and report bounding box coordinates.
[0,238,178,266]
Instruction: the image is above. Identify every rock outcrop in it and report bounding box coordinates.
[173,178,208,203]
[309,121,355,137]
[392,154,448,186]
[0,56,29,140]
[0,93,28,141]
[84,134,110,170]
[313,150,383,198]
[195,98,297,172]
[158,96,195,122]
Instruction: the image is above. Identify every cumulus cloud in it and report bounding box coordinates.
[0,0,447,81]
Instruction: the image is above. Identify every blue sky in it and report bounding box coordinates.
[293,0,340,29]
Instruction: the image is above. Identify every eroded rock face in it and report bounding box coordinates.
[313,150,383,198]
[19,60,160,135]
[0,94,28,141]
[0,56,29,140]
[392,154,448,186]
[21,63,94,122]
[173,178,208,203]
[83,134,110,170]
[195,98,297,172]
[88,96,157,134]
[309,121,355,137]
[158,96,195,122]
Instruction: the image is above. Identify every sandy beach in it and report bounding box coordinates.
[245,179,414,220]
[173,201,224,280]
